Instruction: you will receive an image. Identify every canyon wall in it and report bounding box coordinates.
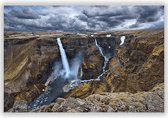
[4,29,164,112]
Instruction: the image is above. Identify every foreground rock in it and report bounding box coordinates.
[32,83,163,112]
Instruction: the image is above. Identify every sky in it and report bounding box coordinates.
[4,5,164,32]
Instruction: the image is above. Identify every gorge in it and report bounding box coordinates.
[4,29,164,112]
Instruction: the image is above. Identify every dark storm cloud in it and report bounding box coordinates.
[46,14,88,32]
[77,9,135,30]
[4,6,164,32]
[76,14,88,22]
[94,16,122,27]
[82,7,128,18]
[9,9,40,19]
[135,6,162,23]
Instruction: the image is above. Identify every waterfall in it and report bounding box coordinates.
[120,36,125,46]
[29,37,115,110]
[29,38,84,109]
[81,39,110,83]
[56,38,70,78]
[95,39,109,72]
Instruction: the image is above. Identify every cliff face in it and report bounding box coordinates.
[66,29,164,98]
[4,34,59,111]
[32,83,164,112]
[4,29,164,112]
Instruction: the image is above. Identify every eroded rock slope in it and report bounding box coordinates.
[4,29,164,112]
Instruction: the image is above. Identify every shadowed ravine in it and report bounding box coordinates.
[4,29,164,112]
[29,36,116,109]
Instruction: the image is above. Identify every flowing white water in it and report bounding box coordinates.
[120,36,125,45]
[95,39,109,72]
[30,38,83,109]
[57,38,70,78]
[30,37,115,109]
[106,34,111,37]
[81,39,110,83]
[94,40,109,80]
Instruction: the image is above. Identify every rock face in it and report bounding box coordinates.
[4,29,164,112]
[4,34,59,111]
[66,29,164,98]
[32,83,164,112]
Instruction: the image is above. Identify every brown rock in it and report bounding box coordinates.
[34,83,164,112]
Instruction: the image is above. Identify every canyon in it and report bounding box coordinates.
[4,28,164,112]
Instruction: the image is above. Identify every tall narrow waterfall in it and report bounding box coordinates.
[56,38,70,78]
[95,39,109,72]
[29,38,83,109]
[80,39,110,83]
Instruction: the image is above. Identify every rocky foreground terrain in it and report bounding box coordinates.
[4,29,164,112]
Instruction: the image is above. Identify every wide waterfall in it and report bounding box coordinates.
[56,38,70,78]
